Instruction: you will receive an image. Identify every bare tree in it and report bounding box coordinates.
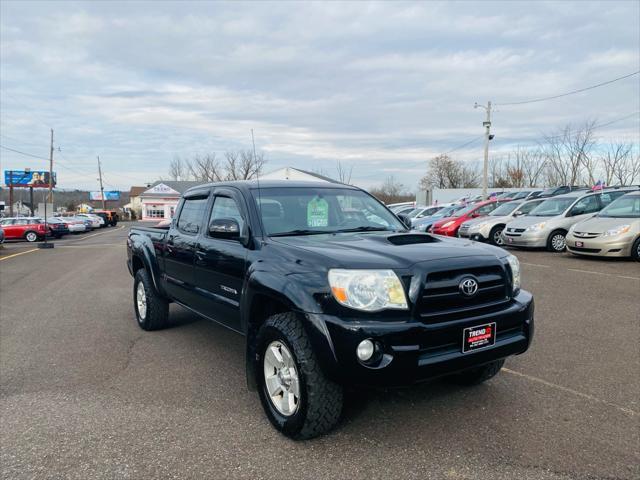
[336,161,354,184]
[168,156,189,181]
[370,175,412,204]
[420,154,480,189]
[541,121,597,186]
[600,141,636,186]
[223,150,266,180]
[186,153,222,182]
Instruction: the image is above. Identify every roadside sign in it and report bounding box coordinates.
[4,170,57,188]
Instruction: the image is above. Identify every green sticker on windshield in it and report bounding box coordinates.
[307,197,329,227]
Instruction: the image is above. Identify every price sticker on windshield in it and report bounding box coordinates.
[307,197,329,227]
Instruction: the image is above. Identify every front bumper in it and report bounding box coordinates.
[305,290,534,386]
[566,233,634,257]
[502,230,547,248]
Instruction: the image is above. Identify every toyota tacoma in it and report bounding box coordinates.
[127,180,534,439]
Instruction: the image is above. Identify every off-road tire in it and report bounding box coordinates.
[133,268,169,331]
[450,359,505,386]
[256,312,343,440]
[547,230,567,252]
[631,237,640,261]
[489,225,505,246]
[24,231,39,242]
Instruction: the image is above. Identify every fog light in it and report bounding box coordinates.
[356,339,375,361]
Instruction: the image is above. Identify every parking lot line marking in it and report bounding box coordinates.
[567,268,640,281]
[57,244,126,248]
[72,225,125,242]
[0,248,39,261]
[503,368,637,417]
[520,262,550,268]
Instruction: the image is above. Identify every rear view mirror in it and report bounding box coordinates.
[209,218,240,240]
[513,211,524,217]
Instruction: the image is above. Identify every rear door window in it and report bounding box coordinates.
[177,197,208,234]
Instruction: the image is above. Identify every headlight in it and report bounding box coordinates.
[506,255,520,293]
[603,225,630,237]
[525,222,546,232]
[441,221,455,228]
[328,269,408,312]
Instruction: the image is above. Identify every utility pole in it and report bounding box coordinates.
[474,101,492,199]
[97,156,106,210]
[48,128,54,204]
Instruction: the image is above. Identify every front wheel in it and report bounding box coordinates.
[133,269,169,331]
[489,225,505,246]
[547,230,566,252]
[450,359,505,386]
[631,237,640,261]
[256,312,343,440]
[24,231,39,242]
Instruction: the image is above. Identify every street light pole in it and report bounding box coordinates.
[475,101,492,200]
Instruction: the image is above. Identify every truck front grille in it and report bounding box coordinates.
[417,266,510,323]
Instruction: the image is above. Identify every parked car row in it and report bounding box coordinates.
[0,212,111,243]
[407,187,639,261]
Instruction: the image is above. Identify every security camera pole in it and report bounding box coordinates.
[474,101,492,200]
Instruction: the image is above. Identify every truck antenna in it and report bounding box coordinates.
[251,129,265,241]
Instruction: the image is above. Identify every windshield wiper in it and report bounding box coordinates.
[334,226,392,233]
[269,229,335,237]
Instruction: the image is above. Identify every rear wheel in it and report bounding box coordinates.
[24,231,38,242]
[256,312,343,440]
[133,269,169,331]
[489,225,505,246]
[450,359,505,385]
[547,230,566,252]
[632,237,640,261]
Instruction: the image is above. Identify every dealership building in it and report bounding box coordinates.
[138,181,201,221]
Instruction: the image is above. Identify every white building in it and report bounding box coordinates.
[139,181,202,221]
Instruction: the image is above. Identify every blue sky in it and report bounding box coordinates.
[1,1,638,191]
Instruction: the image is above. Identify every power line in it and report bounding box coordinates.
[0,144,49,161]
[495,71,639,106]
[494,111,640,147]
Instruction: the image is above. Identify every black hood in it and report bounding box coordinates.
[271,232,507,270]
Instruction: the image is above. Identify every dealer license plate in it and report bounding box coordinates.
[507,236,513,243]
[575,241,584,247]
[463,322,496,353]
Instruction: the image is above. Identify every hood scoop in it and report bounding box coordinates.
[386,233,440,246]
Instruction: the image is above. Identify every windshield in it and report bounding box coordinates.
[489,201,522,216]
[252,187,406,236]
[598,195,640,218]
[452,204,477,217]
[529,198,575,216]
[432,205,463,218]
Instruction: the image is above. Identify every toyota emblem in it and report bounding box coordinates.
[459,277,479,297]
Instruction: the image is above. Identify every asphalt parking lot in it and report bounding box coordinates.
[1,225,638,480]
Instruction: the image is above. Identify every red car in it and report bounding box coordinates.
[430,200,501,237]
[0,217,48,242]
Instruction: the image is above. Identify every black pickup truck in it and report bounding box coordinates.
[127,180,534,439]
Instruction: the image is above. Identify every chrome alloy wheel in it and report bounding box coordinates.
[551,233,566,251]
[263,341,300,416]
[493,229,504,245]
[136,283,147,320]
[26,232,37,242]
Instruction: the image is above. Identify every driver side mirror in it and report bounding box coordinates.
[209,218,241,240]
[513,210,524,217]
